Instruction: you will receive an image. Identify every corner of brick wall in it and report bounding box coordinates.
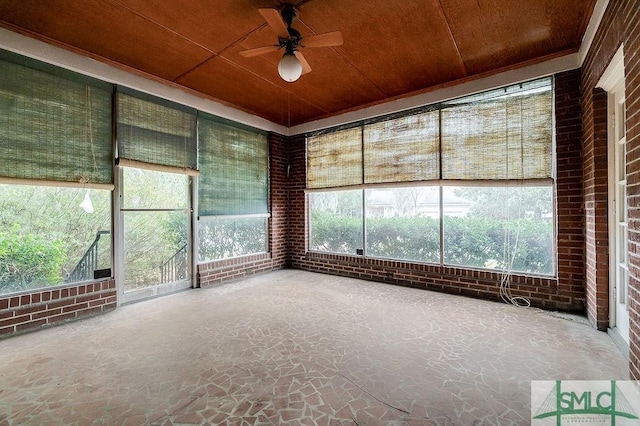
[0,279,116,338]
[269,132,289,267]
[285,134,308,268]
[555,68,587,313]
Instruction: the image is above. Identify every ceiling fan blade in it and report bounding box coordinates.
[239,45,280,58]
[259,8,289,38]
[295,51,312,75]
[301,31,343,48]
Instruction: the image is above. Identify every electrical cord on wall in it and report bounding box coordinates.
[499,180,532,307]
[499,223,530,307]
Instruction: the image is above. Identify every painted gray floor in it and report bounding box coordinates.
[0,270,628,425]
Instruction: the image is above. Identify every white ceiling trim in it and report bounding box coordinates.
[289,53,581,135]
[0,27,289,135]
[579,0,610,65]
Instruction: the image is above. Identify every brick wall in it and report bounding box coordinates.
[286,74,586,311]
[298,251,564,307]
[581,0,640,379]
[287,134,307,267]
[270,132,289,265]
[0,279,116,337]
[583,87,609,331]
[555,69,587,313]
[198,253,279,286]
[197,132,288,287]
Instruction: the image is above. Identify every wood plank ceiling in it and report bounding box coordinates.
[0,0,595,127]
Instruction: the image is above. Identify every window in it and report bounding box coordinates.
[0,185,111,295]
[309,184,554,275]
[198,217,267,262]
[197,115,269,261]
[309,190,363,254]
[0,50,114,295]
[365,187,440,263]
[443,186,553,275]
[306,78,555,276]
[116,89,198,172]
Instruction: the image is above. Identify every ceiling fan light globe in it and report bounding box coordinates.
[278,53,303,82]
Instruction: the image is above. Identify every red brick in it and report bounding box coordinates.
[76,294,101,304]
[47,312,77,324]
[14,305,47,316]
[62,302,89,313]
[0,314,30,328]
[89,299,106,306]
[47,300,72,310]
[32,308,62,320]
[0,325,14,335]
[77,306,105,317]
[15,319,47,332]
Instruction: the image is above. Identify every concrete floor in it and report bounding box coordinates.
[0,269,628,425]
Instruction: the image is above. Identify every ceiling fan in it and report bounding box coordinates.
[239,4,343,82]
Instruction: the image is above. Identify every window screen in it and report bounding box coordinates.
[198,116,268,216]
[0,51,113,186]
[117,89,197,172]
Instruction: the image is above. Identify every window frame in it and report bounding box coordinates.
[306,180,556,277]
[305,77,557,278]
[196,213,270,263]
[0,182,114,296]
[195,114,271,263]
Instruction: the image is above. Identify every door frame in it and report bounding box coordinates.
[114,165,195,306]
[598,44,628,349]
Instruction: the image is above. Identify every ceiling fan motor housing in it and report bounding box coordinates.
[280,5,298,26]
[278,5,301,48]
